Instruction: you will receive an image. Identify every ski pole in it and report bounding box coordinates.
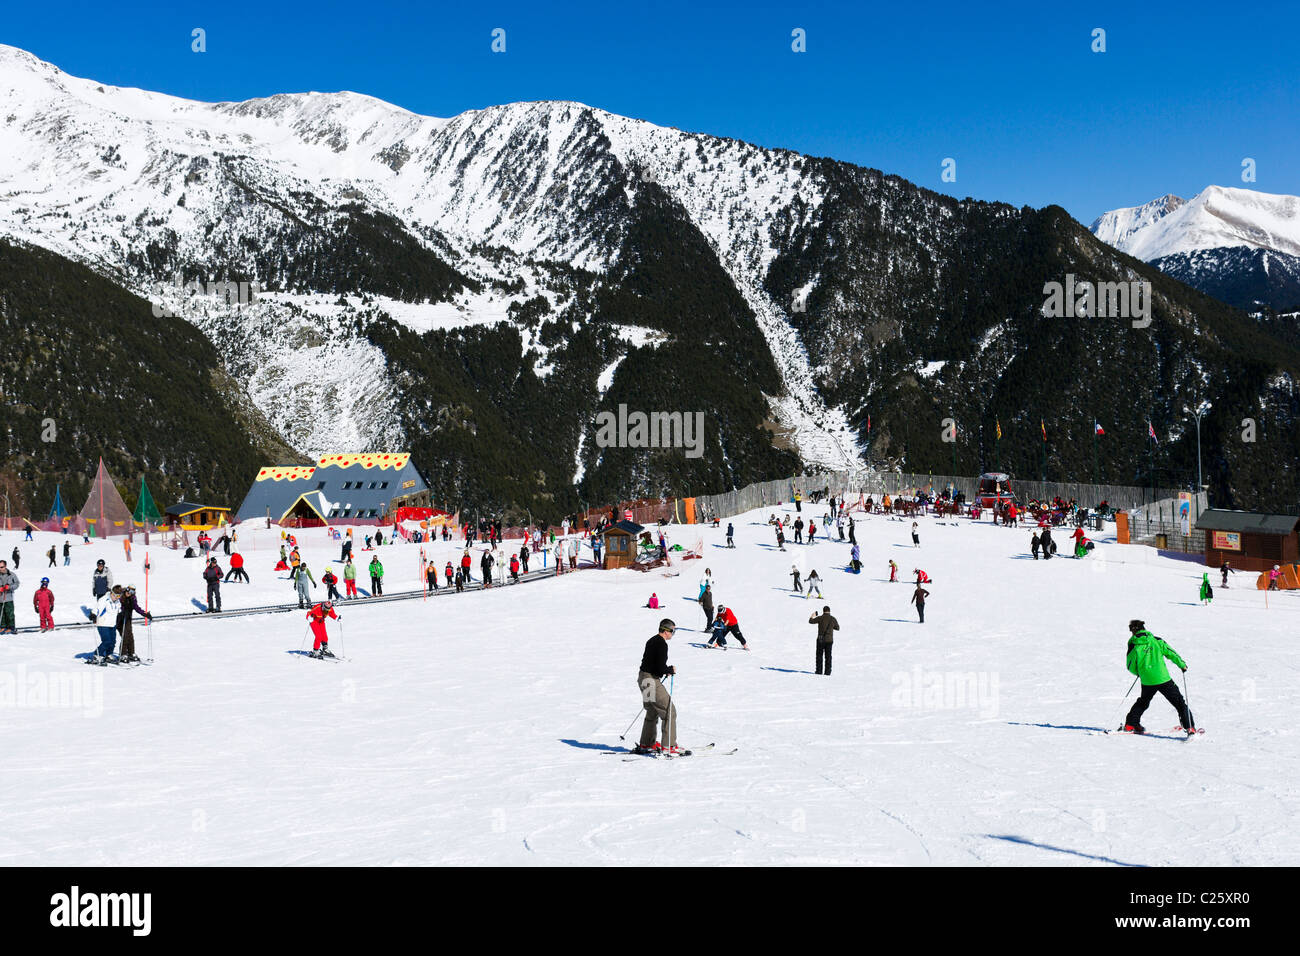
[337,616,344,659]
[300,623,311,651]
[1111,675,1138,730]
[619,707,644,741]
[1182,670,1193,728]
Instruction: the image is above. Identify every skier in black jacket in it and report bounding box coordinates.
[636,619,682,755]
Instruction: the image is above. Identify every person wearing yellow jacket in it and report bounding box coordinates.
[1122,620,1195,734]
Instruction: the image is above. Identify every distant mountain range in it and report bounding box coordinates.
[1092,186,1300,312]
[3,44,1300,514]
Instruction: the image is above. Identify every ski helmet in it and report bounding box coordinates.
[40,577,49,586]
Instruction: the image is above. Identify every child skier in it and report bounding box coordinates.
[646,593,660,609]
[444,561,454,588]
[1219,560,1235,588]
[808,520,817,544]
[33,577,55,631]
[509,553,520,583]
[790,565,803,593]
[1121,620,1194,734]
[307,601,339,659]
[1199,573,1213,605]
[806,570,823,599]
[323,566,342,601]
[888,559,898,582]
[115,584,151,662]
[89,588,119,663]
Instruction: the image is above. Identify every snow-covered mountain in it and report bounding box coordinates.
[1091,186,1300,310]
[6,44,1300,512]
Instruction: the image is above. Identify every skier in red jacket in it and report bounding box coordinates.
[460,550,473,583]
[509,553,520,583]
[307,601,339,658]
[33,577,55,631]
[713,605,749,650]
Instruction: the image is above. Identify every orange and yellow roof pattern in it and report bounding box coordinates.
[316,453,411,471]
[255,465,318,482]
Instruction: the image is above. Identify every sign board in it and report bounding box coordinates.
[1212,531,1241,552]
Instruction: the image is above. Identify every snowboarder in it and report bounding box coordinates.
[911,582,930,623]
[700,582,714,629]
[726,522,735,548]
[1199,573,1213,605]
[809,606,839,675]
[1219,560,1235,588]
[790,565,803,592]
[33,577,55,631]
[806,569,823,599]
[713,605,749,648]
[202,557,223,612]
[635,619,681,755]
[307,601,339,658]
[114,584,150,662]
[369,556,384,596]
[293,562,317,608]
[1121,620,1194,734]
[911,521,920,547]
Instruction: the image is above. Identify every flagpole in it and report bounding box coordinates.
[1092,422,1099,486]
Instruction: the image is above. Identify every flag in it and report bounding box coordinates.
[1094,422,1105,436]
[1147,422,1158,445]
[1041,420,1047,442]
[867,415,871,433]
[996,419,1002,440]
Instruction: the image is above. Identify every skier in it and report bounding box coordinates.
[698,568,713,599]
[552,539,563,576]
[324,566,343,601]
[1121,620,1194,734]
[460,550,473,584]
[343,557,359,599]
[837,514,845,541]
[63,541,71,566]
[888,559,899,582]
[369,556,384,596]
[33,577,55,631]
[1268,565,1281,590]
[1040,527,1055,560]
[509,553,520,583]
[705,612,729,648]
[911,521,920,547]
[726,522,735,548]
[202,557,223,612]
[24,526,32,542]
[520,546,530,574]
[806,569,823,599]
[293,561,317,608]
[89,587,119,664]
[1031,532,1041,560]
[47,545,56,568]
[775,525,786,551]
[911,581,930,623]
[1219,560,1235,589]
[224,551,249,583]
[481,549,494,588]
[115,585,151,662]
[809,605,839,675]
[0,556,20,632]
[635,619,682,755]
[306,600,339,659]
[645,593,660,609]
[91,559,113,599]
[700,582,714,629]
[11,547,19,569]
[790,565,803,593]
[793,517,804,544]
[807,520,817,544]
[713,605,749,648]
[1199,573,1213,605]
[848,516,856,545]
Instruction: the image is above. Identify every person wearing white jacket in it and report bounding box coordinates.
[90,590,120,664]
[698,569,713,600]
[567,536,578,570]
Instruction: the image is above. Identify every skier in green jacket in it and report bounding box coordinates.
[369,556,384,596]
[1199,573,1213,605]
[1122,620,1195,734]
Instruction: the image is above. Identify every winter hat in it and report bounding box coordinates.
[1128,620,1145,632]
[823,605,830,612]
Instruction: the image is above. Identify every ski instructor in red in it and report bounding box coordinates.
[307,600,339,659]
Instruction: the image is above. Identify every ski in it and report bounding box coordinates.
[1102,729,1191,741]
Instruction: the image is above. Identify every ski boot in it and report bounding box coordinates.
[308,648,321,659]
[320,646,335,658]
[1120,723,1145,734]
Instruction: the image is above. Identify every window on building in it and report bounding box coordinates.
[380,481,389,489]
[317,481,327,490]
[369,481,378,490]
[329,509,339,518]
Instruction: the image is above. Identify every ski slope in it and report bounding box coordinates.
[0,510,1296,866]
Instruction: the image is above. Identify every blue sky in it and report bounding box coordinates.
[4,0,1296,222]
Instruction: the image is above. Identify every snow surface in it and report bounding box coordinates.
[1,510,1296,866]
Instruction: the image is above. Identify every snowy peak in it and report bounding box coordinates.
[1089,194,1184,252]
[1092,186,1300,261]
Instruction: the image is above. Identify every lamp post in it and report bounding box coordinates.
[1185,401,1212,492]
